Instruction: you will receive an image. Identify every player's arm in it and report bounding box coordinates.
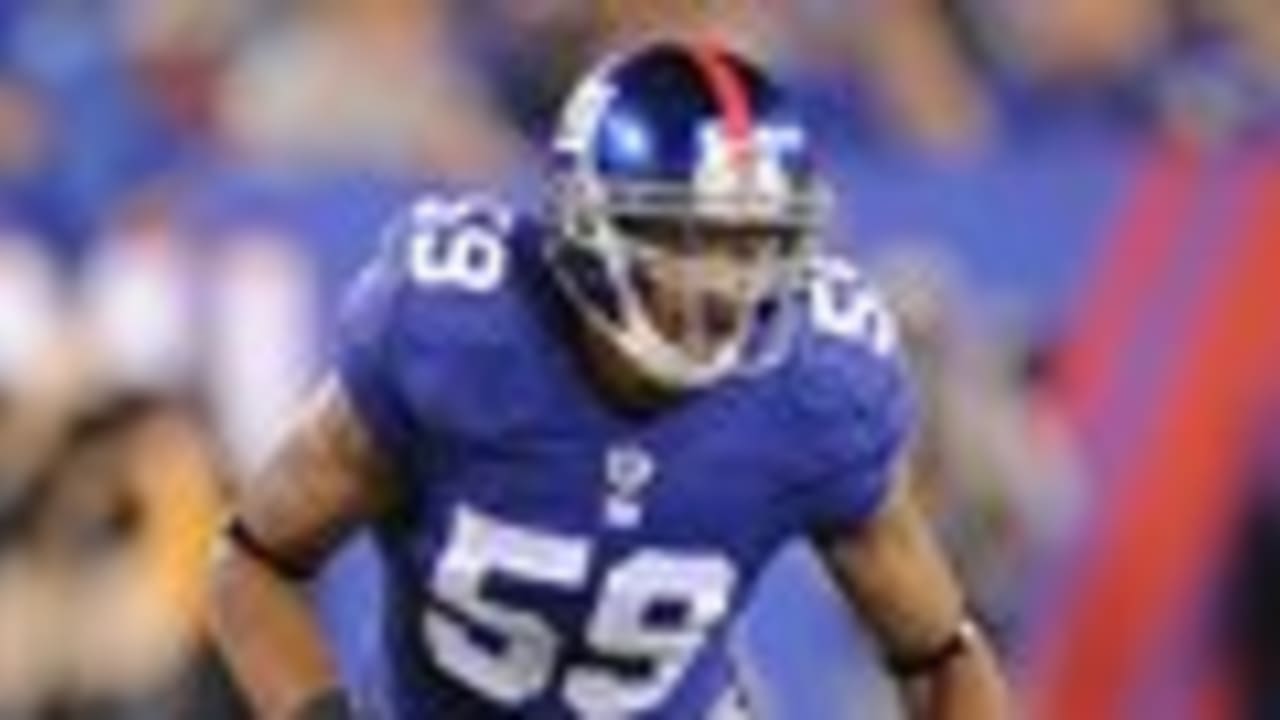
[815,470,1009,719]
[208,375,393,720]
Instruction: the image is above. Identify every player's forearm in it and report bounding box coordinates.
[209,538,345,719]
[906,631,1008,720]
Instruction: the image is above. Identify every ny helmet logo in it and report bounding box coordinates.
[693,123,800,218]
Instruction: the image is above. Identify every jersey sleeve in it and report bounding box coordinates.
[333,192,526,462]
[781,263,919,538]
[333,212,420,462]
[796,348,916,537]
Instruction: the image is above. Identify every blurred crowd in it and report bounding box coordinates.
[0,0,1277,718]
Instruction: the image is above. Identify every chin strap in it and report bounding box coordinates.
[885,618,981,679]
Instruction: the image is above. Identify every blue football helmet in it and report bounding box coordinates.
[547,40,829,389]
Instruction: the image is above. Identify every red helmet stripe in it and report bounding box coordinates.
[688,43,754,165]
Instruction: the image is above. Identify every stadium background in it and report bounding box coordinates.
[0,0,1276,717]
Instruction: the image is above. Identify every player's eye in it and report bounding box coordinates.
[614,215,802,262]
[612,215,684,250]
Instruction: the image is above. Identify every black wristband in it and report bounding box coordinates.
[293,688,355,720]
[224,515,317,581]
[886,619,978,679]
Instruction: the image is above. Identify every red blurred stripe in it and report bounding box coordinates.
[1033,155,1280,719]
[1055,137,1202,427]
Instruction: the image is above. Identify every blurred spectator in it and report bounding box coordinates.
[944,0,1171,135]
[592,0,780,52]
[0,76,72,259]
[80,185,199,396]
[18,393,237,719]
[793,0,991,154]
[114,0,259,155]
[1157,0,1280,140]
[0,193,244,719]
[962,0,1170,84]
[454,0,601,141]
[218,0,523,184]
[206,225,318,479]
[872,244,1086,650]
[0,235,78,716]
[5,1,207,261]
[0,233,76,501]
[0,240,245,717]
[458,0,784,144]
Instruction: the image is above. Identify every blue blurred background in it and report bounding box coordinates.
[0,1,1277,718]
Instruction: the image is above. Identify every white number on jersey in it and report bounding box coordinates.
[808,257,898,356]
[564,550,736,715]
[424,506,587,704]
[406,195,511,292]
[423,506,739,714]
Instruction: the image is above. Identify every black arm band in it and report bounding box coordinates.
[886,619,978,679]
[224,516,318,582]
[291,688,355,720]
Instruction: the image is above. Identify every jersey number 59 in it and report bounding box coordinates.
[424,506,737,715]
[808,257,898,356]
[406,196,510,293]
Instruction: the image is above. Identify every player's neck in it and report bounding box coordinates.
[573,322,688,419]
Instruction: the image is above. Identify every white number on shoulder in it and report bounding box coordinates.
[808,257,898,356]
[406,195,511,292]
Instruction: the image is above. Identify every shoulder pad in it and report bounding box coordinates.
[781,254,916,470]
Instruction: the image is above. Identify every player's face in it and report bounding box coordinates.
[618,216,798,365]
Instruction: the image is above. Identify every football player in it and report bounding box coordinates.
[209,40,1009,719]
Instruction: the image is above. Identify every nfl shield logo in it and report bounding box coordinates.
[603,442,655,528]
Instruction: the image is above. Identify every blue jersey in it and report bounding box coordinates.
[335,194,915,719]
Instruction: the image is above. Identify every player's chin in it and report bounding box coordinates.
[679,335,739,369]
[673,317,746,361]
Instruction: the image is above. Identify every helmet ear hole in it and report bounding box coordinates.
[553,176,603,247]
